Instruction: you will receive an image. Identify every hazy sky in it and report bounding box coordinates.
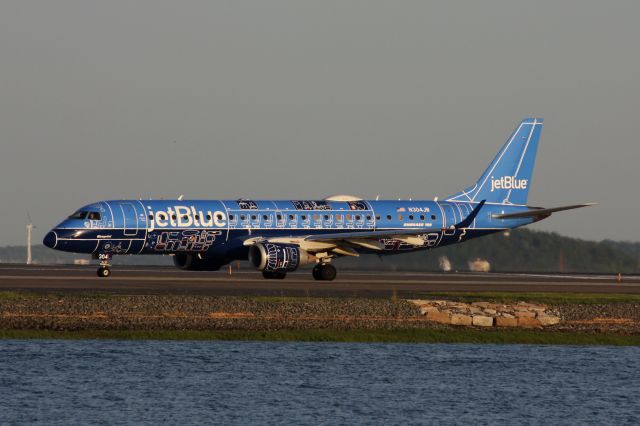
[1,1,639,246]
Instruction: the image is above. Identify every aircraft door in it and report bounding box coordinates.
[120,203,139,236]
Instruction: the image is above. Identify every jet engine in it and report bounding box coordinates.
[248,243,315,272]
[173,253,224,271]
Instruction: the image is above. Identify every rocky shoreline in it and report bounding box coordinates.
[1,294,639,335]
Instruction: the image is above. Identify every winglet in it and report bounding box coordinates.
[455,200,486,228]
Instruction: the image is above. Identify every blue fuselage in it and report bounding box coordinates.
[44,198,534,262]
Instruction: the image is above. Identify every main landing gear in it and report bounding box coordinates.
[312,263,337,281]
[260,263,337,281]
[96,253,112,278]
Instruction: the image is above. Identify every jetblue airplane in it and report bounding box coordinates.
[44,118,593,279]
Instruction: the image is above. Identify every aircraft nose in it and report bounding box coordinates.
[43,231,57,249]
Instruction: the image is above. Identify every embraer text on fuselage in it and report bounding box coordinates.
[490,176,528,192]
[147,206,226,231]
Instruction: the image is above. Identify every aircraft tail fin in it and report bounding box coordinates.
[446,118,543,205]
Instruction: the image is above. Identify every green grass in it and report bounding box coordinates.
[1,328,639,345]
[415,292,640,305]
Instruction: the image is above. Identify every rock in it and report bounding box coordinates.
[495,317,518,327]
[517,317,542,328]
[426,311,451,324]
[483,308,497,315]
[537,315,561,326]
[449,303,469,310]
[450,314,473,326]
[419,306,439,316]
[515,311,536,318]
[501,313,515,319]
[472,315,494,327]
[472,302,490,308]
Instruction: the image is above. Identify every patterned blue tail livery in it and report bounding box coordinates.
[43,118,594,280]
[447,118,543,205]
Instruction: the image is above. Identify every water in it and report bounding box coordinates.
[0,341,638,425]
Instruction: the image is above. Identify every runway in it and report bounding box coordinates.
[1,264,639,297]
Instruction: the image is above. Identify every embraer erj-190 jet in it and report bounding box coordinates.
[44,118,594,280]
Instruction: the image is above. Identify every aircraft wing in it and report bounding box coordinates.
[492,203,597,220]
[246,229,429,254]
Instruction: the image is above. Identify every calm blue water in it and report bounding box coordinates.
[0,341,638,425]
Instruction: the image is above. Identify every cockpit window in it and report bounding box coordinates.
[68,210,88,220]
[88,212,101,221]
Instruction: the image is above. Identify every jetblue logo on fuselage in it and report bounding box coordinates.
[147,206,226,232]
[490,176,528,192]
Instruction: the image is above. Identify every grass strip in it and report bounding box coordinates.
[1,328,639,346]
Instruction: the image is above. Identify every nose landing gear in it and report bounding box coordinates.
[96,253,112,278]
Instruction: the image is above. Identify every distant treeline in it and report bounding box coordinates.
[2,229,638,273]
[335,229,640,274]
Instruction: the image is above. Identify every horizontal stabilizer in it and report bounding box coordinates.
[492,203,597,220]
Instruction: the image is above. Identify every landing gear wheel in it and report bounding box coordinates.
[97,267,111,278]
[262,271,287,279]
[312,264,337,281]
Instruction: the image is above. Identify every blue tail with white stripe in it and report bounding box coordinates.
[447,118,543,205]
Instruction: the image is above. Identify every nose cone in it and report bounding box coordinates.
[43,231,57,249]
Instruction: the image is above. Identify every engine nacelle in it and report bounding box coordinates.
[173,253,224,271]
[248,243,315,272]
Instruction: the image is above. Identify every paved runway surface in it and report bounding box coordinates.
[1,264,639,297]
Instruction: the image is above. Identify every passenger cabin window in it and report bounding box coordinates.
[88,212,101,221]
[420,215,425,220]
[386,215,392,220]
[263,214,268,220]
[398,214,403,221]
[217,213,224,221]
[376,215,381,220]
[431,215,436,220]
[229,215,234,220]
[68,211,88,220]
[409,215,414,220]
